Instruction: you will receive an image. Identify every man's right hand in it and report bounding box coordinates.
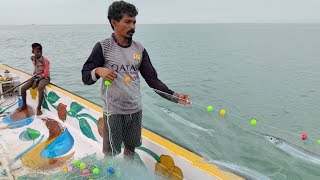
[96,67,117,83]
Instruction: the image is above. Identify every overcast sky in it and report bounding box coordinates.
[1,0,320,25]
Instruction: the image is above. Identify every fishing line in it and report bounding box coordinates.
[105,73,320,146]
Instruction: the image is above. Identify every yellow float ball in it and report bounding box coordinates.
[220,109,226,116]
[62,167,68,173]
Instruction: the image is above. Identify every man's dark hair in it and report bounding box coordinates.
[32,43,42,50]
[107,1,138,30]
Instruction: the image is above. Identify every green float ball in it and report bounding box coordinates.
[104,80,112,86]
[115,171,122,177]
[318,139,320,145]
[73,160,80,166]
[93,168,100,175]
[207,106,213,112]
[80,163,86,170]
[251,119,257,125]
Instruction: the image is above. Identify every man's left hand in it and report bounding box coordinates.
[178,94,192,106]
[35,74,42,79]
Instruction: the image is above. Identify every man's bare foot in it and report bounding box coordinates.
[36,108,43,116]
[17,105,27,112]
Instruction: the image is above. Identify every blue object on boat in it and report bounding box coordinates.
[40,128,74,158]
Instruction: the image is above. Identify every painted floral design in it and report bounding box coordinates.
[57,103,67,121]
[155,155,183,180]
[42,91,99,141]
[98,117,104,137]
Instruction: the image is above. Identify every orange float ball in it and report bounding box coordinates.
[125,76,131,83]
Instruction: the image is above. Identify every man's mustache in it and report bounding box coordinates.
[127,29,135,34]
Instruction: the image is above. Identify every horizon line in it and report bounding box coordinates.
[1,22,320,26]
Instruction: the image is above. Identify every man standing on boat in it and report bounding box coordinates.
[82,1,191,159]
[19,43,50,116]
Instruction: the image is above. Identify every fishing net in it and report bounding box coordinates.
[17,153,155,180]
[98,73,236,177]
[2,69,319,180]
[98,71,320,180]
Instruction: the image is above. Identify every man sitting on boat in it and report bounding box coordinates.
[18,43,50,116]
[82,1,191,159]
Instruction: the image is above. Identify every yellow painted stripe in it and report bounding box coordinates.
[0,64,243,180]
